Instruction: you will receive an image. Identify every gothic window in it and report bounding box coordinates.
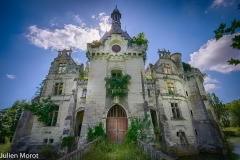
[58,63,66,73]
[82,89,87,98]
[55,83,63,95]
[163,64,171,74]
[48,106,59,126]
[167,83,174,95]
[171,103,181,119]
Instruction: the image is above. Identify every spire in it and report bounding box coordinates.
[111,6,122,29]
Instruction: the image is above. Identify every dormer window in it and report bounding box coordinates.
[58,63,66,73]
[163,64,171,74]
[167,83,174,95]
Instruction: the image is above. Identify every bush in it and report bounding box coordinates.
[40,145,61,160]
[0,137,11,154]
[126,114,151,143]
[87,122,107,142]
[61,136,75,148]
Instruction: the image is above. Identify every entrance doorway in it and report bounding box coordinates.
[75,111,84,137]
[106,105,127,143]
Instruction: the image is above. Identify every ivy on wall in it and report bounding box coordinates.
[104,74,131,99]
[23,97,59,126]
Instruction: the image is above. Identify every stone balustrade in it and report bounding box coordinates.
[137,139,175,160]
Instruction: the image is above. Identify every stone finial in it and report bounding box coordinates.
[158,49,171,59]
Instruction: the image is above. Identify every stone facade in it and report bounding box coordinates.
[10,7,227,156]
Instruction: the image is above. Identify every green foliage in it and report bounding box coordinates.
[23,97,59,126]
[126,114,151,143]
[0,100,24,143]
[130,32,149,45]
[226,99,240,127]
[82,139,150,160]
[91,40,102,48]
[35,78,46,97]
[104,74,131,99]
[87,122,107,142]
[61,136,75,148]
[79,66,89,80]
[207,93,230,127]
[40,145,62,160]
[182,62,191,72]
[214,4,240,66]
[0,137,11,154]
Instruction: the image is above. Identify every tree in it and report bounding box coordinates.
[0,100,25,143]
[214,4,240,66]
[226,99,240,127]
[207,93,230,127]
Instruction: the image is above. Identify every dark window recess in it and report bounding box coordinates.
[195,129,198,136]
[171,103,181,119]
[148,89,151,96]
[43,139,48,144]
[186,91,188,96]
[55,83,63,95]
[49,139,54,143]
[190,110,193,116]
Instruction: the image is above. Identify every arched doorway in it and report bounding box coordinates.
[106,105,127,143]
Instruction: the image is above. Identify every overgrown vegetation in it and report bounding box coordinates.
[130,32,149,65]
[0,100,24,143]
[87,122,107,142]
[80,65,89,80]
[61,136,75,148]
[23,97,59,126]
[0,137,11,154]
[126,113,151,143]
[81,139,151,160]
[104,74,131,99]
[40,145,62,160]
[182,62,191,72]
[90,40,102,48]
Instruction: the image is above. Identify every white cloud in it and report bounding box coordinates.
[204,76,220,83]
[204,83,221,92]
[98,12,111,32]
[205,0,234,13]
[26,12,112,51]
[189,33,240,74]
[6,74,16,79]
[91,15,95,19]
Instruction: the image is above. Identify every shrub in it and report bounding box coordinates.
[87,122,107,142]
[0,137,11,154]
[126,113,151,143]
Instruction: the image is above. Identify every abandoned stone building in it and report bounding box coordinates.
[10,7,227,156]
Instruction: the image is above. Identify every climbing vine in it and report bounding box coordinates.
[104,74,131,99]
[23,97,59,126]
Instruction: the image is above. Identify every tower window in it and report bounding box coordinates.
[111,70,122,77]
[195,129,198,136]
[186,91,188,96]
[55,83,63,95]
[82,89,87,98]
[58,63,67,73]
[167,83,174,95]
[171,103,181,119]
[148,89,151,97]
[190,110,193,116]
[163,64,171,74]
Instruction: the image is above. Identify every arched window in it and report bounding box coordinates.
[82,89,87,98]
[108,106,126,118]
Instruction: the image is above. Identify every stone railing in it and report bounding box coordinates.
[137,139,174,160]
[58,139,98,160]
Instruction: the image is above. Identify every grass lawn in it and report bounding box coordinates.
[81,139,151,160]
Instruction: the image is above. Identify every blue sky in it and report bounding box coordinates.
[0,0,240,109]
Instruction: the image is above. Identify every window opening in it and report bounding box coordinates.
[48,106,59,126]
[167,83,174,95]
[58,63,66,73]
[186,91,188,96]
[163,64,171,74]
[148,89,151,97]
[107,106,126,118]
[82,89,87,97]
[171,103,181,119]
[55,83,63,95]
[43,139,48,144]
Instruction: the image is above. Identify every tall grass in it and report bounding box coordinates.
[82,138,150,160]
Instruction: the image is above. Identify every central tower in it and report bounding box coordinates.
[82,7,149,143]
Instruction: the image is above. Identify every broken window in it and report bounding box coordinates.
[163,64,171,74]
[82,89,87,98]
[177,130,189,146]
[58,63,67,73]
[167,83,174,95]
[171,103,181,119]
[48,106,59,126]
[111,70,122,77]
[55,83,63,95]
